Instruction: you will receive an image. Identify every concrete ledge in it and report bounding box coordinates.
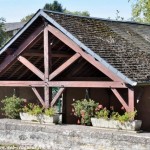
[0,119,150,150]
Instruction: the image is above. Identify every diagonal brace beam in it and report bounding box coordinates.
[0,25,43,74]
[47,25,122,82]
[111,88,129,112]
[18,56,44,80]
[51,88,65,107]
[32,87,45,107]
[49,53,81,80]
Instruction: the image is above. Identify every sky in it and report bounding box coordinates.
[0,0,132,22]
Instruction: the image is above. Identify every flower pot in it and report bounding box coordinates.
[91,118,142,131]
[42,114,59,124]
[19,112,38,122]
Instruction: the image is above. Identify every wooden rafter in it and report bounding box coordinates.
[0,25,43,74]
[47,25,123,82]
[111,88,129,112]
[49,53,81,80]
[51,88,65,106]
[32,87,45,107]
[18,56,44,80]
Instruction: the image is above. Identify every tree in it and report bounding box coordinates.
[43,0,65,12]
[64,10,90,17]
[21,13,34,22]
[21,0,90,22]
[130,0,150,23]
[0,18,8,48]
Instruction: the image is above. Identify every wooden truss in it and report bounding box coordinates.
[0,24,134,111]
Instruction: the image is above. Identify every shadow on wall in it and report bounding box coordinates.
[135,86,150,131]
[0,87,44,118]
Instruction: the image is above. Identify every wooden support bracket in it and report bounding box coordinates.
[51,88,65,107]
[111,88,129,112]
[32,87,45,107]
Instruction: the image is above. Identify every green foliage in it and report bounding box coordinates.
[64,10,90,17]
[0,17,9,48]
[117,111,137,123]
[21,13,34,22]
[95,108,110,119]
[22,103,43,116]
[44,107,56,117]
[110,110,137,123]
[130,0,150,23]
[1,94,24,119]
[44,0,65,12]
[72,99,98,125]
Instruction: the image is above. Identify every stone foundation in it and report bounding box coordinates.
[0,119,150,150]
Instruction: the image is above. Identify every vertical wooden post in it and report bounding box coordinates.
[44,27,52,108]
[128,88,134,112]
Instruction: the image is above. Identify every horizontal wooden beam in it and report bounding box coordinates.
[18,56,44,80]
[49,53,81,80]
[23,53,72,58]
[51,88,65,106]
[47,25,123,82]
[111,88,129,111]
[0,81,44,87]
[32,87,45,107]
[47,81,127,88]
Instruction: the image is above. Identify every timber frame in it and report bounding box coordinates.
[0,17,135,112]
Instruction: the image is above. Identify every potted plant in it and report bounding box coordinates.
[91,105,110,128]
[20,103,43,122]
[1,94,24,119]
[91,105,142,131]
[43,107,59,124]
[72,99,98,125]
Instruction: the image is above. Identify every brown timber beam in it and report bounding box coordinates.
[0,81,44,87]
[47,25,122,82]
[0,25,43,73]
[111,88,129,112]
[47,81,127,88]
[44,27,52,108]
[51,88,65,106]
[23,53,71,58]
[32,87,45,107]
[18,56,44,80]
[128,88,134,112]
[49,53,81,80]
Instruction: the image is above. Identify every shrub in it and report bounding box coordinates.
[72,99,98,125]
[95,106,110,119]
[1,94,24,119]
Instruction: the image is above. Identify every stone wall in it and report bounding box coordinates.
[0,119,150,150]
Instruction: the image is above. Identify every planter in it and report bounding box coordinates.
[19,112,39,122]
[42,114,59,124]
[20,112,59,124]
[91,118,142,131]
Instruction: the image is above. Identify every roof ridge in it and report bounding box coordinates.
[42,9,150,26]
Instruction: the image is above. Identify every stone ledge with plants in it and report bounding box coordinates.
[72,99,142,131]
[1,94,59,124]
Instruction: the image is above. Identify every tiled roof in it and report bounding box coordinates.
[45,11,150,83]
[4,22,25,32]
